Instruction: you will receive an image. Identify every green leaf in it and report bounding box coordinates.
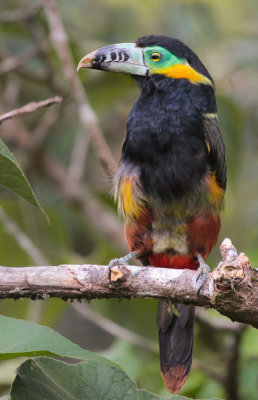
[0,139,46,219]
[10,357,222,400]
[0,315,116,367]
[10,358,207,400]
[137,389,189,399]
[11,357,137,400]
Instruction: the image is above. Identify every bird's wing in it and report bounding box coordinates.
[203,113,227,190]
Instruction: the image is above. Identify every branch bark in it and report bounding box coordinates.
[0,239,257,328]
[0,96,63,124]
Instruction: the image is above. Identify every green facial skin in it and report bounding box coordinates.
[143,46,184,73]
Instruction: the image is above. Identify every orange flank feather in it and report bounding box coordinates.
[155,64,213,86]
[206,172,224,205]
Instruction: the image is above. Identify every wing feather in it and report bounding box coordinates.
[203,114,227,190]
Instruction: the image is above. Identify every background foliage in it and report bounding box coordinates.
[0,0,257,399]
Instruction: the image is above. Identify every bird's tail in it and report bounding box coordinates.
[157,300,195,393]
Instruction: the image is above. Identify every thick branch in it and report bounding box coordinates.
[0,96,63,124]
[0,239,257,327]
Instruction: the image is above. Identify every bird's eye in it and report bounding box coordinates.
[151,52,161,62]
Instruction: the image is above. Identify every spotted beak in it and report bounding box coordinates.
[77,43,149,76]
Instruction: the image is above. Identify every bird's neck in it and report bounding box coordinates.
[122,80,213,162]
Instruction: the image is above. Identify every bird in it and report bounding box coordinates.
[77,35,227,394]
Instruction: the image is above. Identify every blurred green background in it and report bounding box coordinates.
[0,0,257,399]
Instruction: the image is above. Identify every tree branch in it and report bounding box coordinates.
[73,302,157,352]
[0,1,44,22]
[0,48,40,76]
[0,239,257,328]
[0,207,48,266]
[0,96,63,124]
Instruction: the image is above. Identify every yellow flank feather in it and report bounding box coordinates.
[204,113,218,119]
[207,172,224,204]
[115,176,148,219]
[155,64,213,86]
[205,139,211,153]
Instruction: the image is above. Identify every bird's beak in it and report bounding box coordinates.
[77,43,149,76]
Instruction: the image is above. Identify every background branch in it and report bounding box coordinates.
[0,207,47,266]
[0,48,40,76]
[0,1,44,22]
[0,96,63,124]
[73,302,157,352]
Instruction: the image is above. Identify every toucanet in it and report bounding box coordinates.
[78,35,226,393]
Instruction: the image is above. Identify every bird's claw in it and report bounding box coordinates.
[108,258,120,279]
[108,251,139,279]
[196,255,210,296]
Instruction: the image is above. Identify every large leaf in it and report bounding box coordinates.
[10,357,201,400]
[0,139,45,217]
[11,358,135,400]
[0,315,115,367]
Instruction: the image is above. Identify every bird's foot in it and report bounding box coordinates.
[108,251,139,278]
[196,254,210,296]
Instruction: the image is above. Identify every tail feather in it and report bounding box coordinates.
[157,301,195,393]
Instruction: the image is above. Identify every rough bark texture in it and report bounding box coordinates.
[0,239,257,328]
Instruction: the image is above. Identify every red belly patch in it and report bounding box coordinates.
[149,253,198,270]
